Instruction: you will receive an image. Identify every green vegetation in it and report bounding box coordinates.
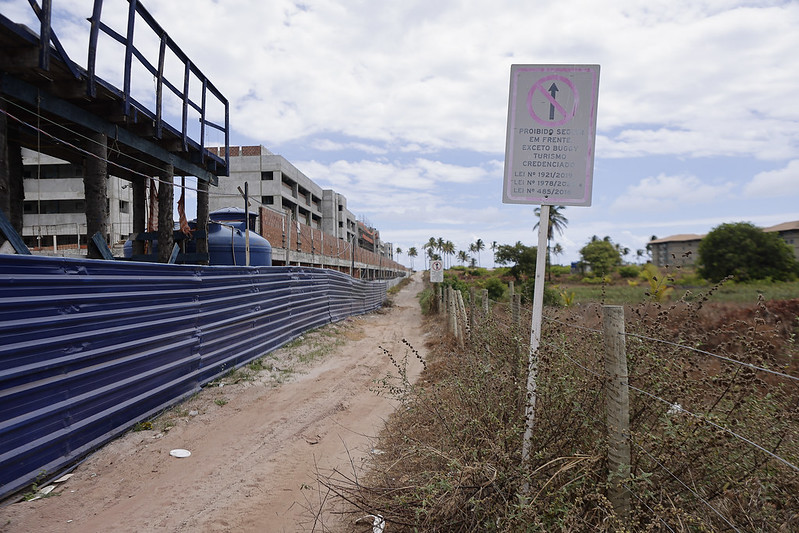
[418,287,436,315]
[698,221,799,282]
[494,241,538,281]
[579,236,622,276]
[426,258,799,308]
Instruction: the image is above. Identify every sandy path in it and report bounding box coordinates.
[1,273,427,533]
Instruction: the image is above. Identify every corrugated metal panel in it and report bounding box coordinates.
[0,254,387,499]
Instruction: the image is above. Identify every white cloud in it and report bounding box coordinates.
[743,160,799,197]
[295,158,492,196]
[611,173,735,211]
[310,139,388,155]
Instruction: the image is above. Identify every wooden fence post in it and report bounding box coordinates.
[448,287,456,337]
[603,305,631,522]
[469,286,476,337]
[482,288,489,316]
[512,293,521,329]
[457,290,467,347]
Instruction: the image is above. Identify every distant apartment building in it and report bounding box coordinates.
[21,149,133,252]
[649,221,799,267]
[648,234,704,267]
[19,144,394,260]
[208,145,393,258]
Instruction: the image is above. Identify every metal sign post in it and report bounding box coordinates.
[502,64,600,478]
[521,204,549,466]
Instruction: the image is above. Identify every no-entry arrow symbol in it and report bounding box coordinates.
[526,74,578,126]
[548,83,558,120]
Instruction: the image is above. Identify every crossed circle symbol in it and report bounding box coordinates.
[431,261,443,272]
[526,74,579,126]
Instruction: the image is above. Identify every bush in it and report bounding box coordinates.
[417,288,435,315]
[520,278,561,307]
[481,277,507,301]
[698,222,799,282]
[618,265,640,278]
[550,265,571,276]
[582,275,611,284]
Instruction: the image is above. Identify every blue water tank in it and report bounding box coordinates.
[206,207,270,266]
[123,208,272,266]
[209,207,257,228]
[206,220,272,266]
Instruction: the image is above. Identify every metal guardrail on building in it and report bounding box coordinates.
[0,254,387,500]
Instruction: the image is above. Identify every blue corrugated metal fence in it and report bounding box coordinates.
[0,254,388,499]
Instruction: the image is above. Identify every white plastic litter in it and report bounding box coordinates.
[667,403,683,416]
[356,514,385,532]
[169,449,191,458]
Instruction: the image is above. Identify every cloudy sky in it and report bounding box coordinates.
[5,0,799,266]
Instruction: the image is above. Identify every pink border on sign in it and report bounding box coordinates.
[506,66,599,206]
[526,75,578,127]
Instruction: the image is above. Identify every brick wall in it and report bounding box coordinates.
[259,207,403,272]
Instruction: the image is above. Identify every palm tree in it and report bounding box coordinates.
[443,240,455,269]
[615,244,630,264]
[534,206,568,279]
[490,241,498,268]
[395,246,402,262]
[552,243,564,265]
[408,246,417,269]
[423,237,437,269]
[473,238,485,267]
[457,250,469,265]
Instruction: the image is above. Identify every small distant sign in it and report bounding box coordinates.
[503,64,600,207]
[430,260,444,283]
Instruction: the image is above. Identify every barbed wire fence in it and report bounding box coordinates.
[438,282,799,530]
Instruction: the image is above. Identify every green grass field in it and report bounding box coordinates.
[560,279,799,305]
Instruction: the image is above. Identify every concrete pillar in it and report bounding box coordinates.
[132,177,146,256]
[157,164,174,263]
[196,178,209,260]
[84,132,109,258]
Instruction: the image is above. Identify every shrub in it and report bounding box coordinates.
[550,265,571,276]
[520,278,561,307]
[698,221,799,282]
[582,275,611,284]
[481,277,507,301]
[417,288,435,315]
[618,265,640,278]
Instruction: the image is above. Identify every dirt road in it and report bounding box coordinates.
[1,273,428,533]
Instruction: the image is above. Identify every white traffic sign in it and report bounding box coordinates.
[503,64,600,207]
[430,260,443,283]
